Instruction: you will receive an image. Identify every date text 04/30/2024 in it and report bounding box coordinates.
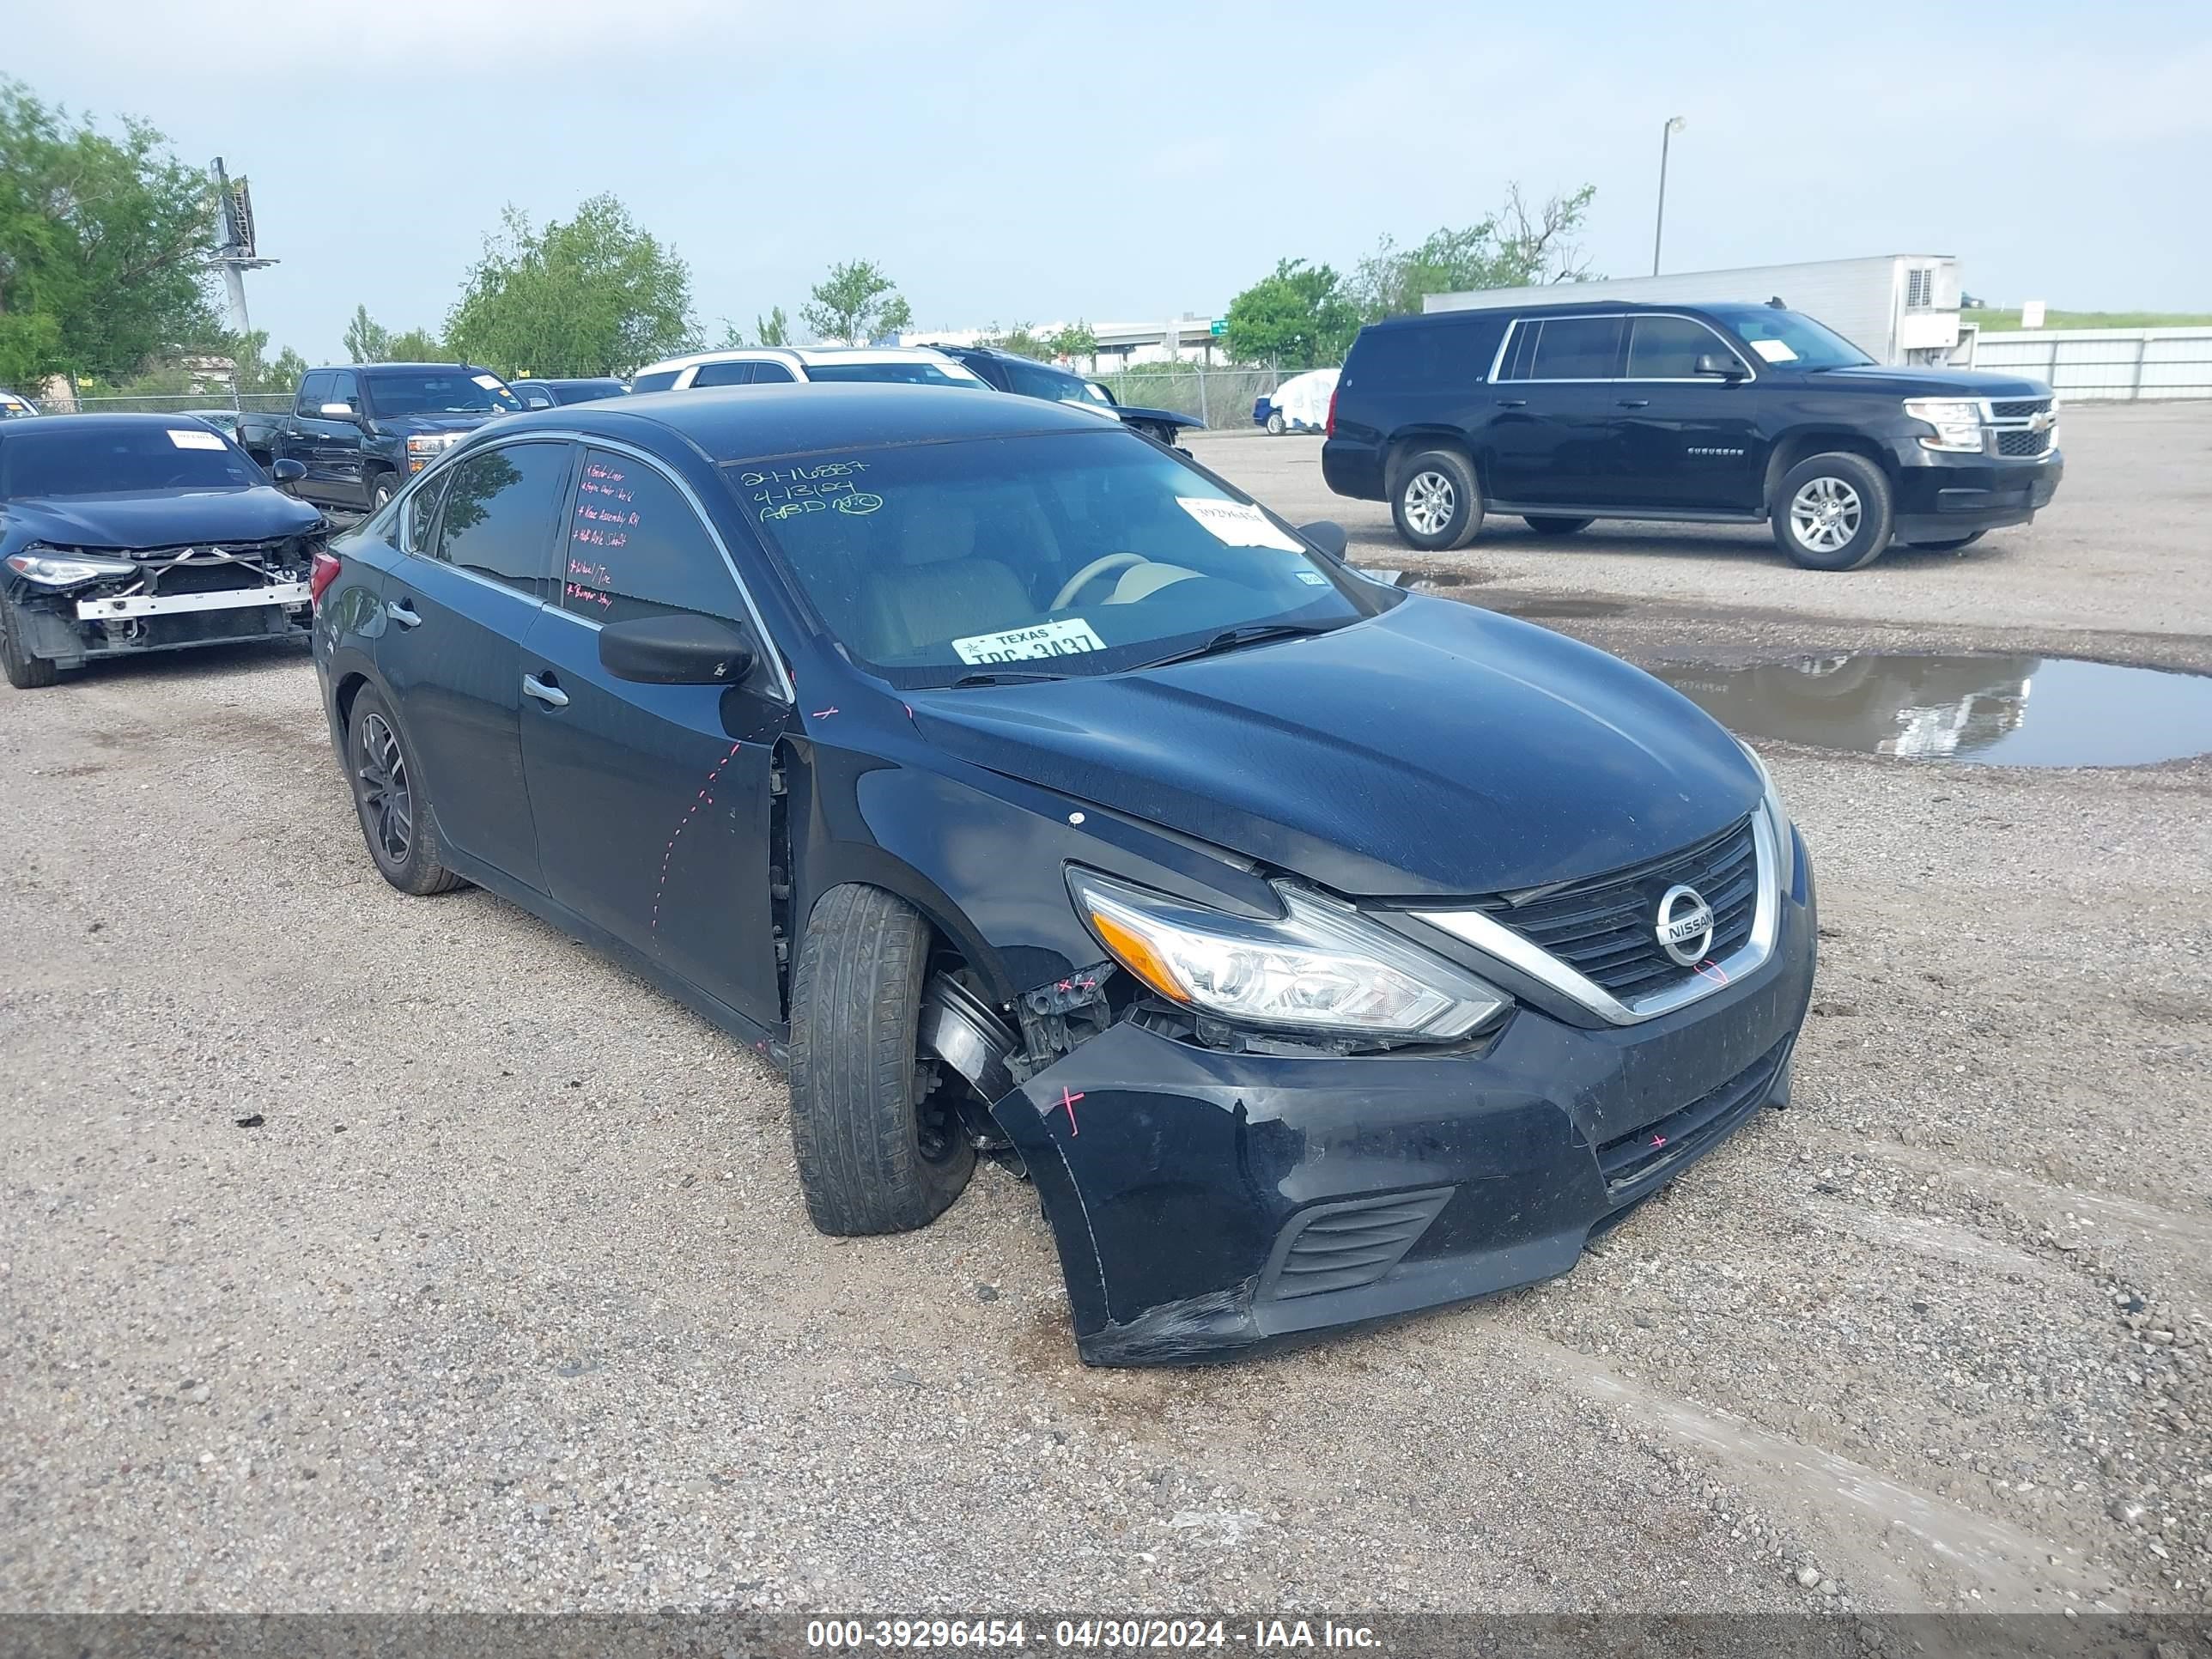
[804,1619,1382,1650]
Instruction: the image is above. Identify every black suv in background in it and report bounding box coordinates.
[933,343,1206,447]
[1323,302,2063,570]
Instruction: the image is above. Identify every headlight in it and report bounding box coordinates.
[405,433,464,456]
[1070,870,1509,1041]
[5,548,138,586]
[1739,738,1790,836]
[1903,398,1985,453]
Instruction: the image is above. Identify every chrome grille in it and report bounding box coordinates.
[1468,817,1758,1000]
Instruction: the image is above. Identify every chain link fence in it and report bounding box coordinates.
[1091,363,1338,428]
[40,391,297,416]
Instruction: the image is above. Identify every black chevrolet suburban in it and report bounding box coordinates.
[1323,301,2063,570]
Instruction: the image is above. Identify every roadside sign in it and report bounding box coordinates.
[1209,320,1227,337]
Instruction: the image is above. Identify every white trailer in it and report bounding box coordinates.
[1424,255,1966,367]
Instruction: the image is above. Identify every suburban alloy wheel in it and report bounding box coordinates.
[1390,447,1483,551]
[1771,451,1893,571]
[346,689,463,895]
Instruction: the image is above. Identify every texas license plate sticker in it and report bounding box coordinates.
[167,428,227,450]
[1176,496,1304,552]
[951,617,1106,665]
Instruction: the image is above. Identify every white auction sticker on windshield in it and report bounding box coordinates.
[1748,338,1797,363]
[472,374,505,390]
[951,617,1106,665]
[167,428,226,450]
[1177,496,1304,552]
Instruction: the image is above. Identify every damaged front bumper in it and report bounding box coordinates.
[6,539,318,670]
[989,840,1818,1366]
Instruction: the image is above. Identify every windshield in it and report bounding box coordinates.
[735,429,1370,688]
[1706,306,1875,369]
[366,369,523,416]
[1082,382,1116,408]
[804,362,981,386]
[1,424,264,498]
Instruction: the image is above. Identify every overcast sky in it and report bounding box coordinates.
[11,0,2208,360]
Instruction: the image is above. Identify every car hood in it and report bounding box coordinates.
[3,487,324,551]
[377,412,507,435]
[905,597,1761,897]
[1803,363,2051,399]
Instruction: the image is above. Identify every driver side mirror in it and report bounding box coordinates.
[1297,520,1349,561]
[599,613,756,686]
[1695,354,1747,381]
[319,401,359,419]
[269,458,307,486]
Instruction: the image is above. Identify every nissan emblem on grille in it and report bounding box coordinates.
[1654,884,1715,967]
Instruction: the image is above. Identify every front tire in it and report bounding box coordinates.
[788,884,975,1236]
[367,471,398,514]
[1522,515,1595,538]
[1265,411,1286,435]
[0,596,59,690]
[346,689,464,896]
[1390,447,1483,552]
[1772,452,1893,571]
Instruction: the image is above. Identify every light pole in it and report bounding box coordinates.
[1653,116,1686,276]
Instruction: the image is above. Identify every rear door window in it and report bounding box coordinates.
[562,447,748,627]
[1525,317,1625,380]
[1627,316,1741,379]
[750,362,797,384]
[630,369,682,392]
[427,441,573,599]
[690,360,757,388]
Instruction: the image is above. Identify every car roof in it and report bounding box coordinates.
[334,362,501,374]
[1366,300,1752,333]
[485,382,1110,463]
[0,412,222,435]
[630,344,963,377]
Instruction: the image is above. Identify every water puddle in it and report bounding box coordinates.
[1650,654,2212,767]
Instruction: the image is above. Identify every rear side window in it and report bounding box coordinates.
[1348,319,1505,387]
[562,447,745,626]
[630,369,682,392]
[404,471,449,552]
[750,362,796,384]
[1524,317,1624,380]
[428,441,571,598]
[1627,317,1741,379]
[690,360,756,388]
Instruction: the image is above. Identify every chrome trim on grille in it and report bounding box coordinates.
[1416,805,1784,1027]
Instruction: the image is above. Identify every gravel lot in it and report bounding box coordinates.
[2,404,2206,1622]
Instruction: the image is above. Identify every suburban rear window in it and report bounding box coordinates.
[1346,319,1506,387]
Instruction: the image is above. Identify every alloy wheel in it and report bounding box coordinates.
[357,713,413,864]
[1789,476,1863,553]
[1403,471,1458,538]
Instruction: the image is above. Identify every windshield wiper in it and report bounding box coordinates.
[947,668,1069,688]
[1131,621,1341,671]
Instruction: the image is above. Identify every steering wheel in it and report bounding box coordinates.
[1050,552,1147,611]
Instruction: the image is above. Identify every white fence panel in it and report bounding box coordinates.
[1971,328,2212,401]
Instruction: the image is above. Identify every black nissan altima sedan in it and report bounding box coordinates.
[312,385,1816,1364]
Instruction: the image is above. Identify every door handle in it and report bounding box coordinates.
[522,672,569,709]
[1496,398,1528,408]
[384,599,422,629]
[1616,398,1651,408]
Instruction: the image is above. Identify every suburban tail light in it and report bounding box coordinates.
[1326,386,1339,437]
[308,550,343,610]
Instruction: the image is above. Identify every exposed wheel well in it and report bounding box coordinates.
[1764,432,1892,511]
[333,672,369,738]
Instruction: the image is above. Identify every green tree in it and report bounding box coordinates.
[384,326,447,362]
[1350,183,1596,320]
[342,304,392,363]
[800,259,911,345]
[0,79,221,387]
[755,305,791,348]
[446,194,695,377]
[984,321,1051,360]
[1044,319,1097,364]
[1220,258,1359,368]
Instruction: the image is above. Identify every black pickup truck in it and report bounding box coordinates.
[1324,301,2063,570]
[237,363,523,513]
